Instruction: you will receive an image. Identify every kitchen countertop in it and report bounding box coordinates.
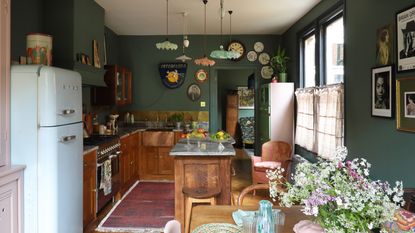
[170,139,235,156]
[83,145,98,154]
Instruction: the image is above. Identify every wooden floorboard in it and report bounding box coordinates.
[84,149,268,233]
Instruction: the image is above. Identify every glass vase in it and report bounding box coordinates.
[256,200,275,233]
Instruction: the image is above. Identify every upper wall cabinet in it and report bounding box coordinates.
[42,0,106,86]
[91,65,133,106]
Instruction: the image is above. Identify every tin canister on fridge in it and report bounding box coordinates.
[26,33,53,65]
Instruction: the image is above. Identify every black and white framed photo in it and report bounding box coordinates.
[396,4,415,72]
[372,65,394,118]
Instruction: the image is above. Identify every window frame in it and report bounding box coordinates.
[299,3,344,88]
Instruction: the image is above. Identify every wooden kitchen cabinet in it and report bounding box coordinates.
[120,131,140,194]
[140,131,175,180]
[0,166,25,233]
[83,149,97,228]
[91,65,133,106]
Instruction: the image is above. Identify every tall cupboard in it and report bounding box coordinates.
[0,0,25,232]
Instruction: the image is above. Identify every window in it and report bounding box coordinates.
[296,4,344,159]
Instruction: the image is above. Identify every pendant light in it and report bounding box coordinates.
[209,0,238,59]
[194,0,216,66]
[156,0,178,50]
[176,12,192,62]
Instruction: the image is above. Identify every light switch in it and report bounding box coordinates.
[200,101,206,107]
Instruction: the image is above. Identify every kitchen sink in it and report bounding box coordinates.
[145,127,174,131]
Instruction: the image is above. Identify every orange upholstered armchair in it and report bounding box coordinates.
[251,141,292,185]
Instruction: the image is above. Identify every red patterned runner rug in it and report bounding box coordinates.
[96,181,175,233]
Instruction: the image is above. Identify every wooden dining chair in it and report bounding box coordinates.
[237,183,271,206]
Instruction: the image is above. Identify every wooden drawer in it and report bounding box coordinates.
[142,131,174,147]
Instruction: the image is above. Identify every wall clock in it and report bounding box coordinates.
[246,51,257,62]
[258,53,270,65]
[254,42,264,53]
[195,69,208,83]
[227,40,245,61]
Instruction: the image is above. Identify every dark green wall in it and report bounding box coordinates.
[117,35,279,113]
[105,26,119,65]
[11,0,43,62]
[283,0,415,187]
[217,69,255,130]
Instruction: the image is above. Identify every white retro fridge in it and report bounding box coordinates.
[10,65,83,233]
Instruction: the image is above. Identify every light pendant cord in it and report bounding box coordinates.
[203,0,208,56]
[166,0,169,40]
[228,10,233,43]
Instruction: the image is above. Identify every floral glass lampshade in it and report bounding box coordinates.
[194,56,215,66]
[156,40,178,50]
[156,0,178,50]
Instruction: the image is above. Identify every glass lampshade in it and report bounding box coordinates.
[194,56,216,66]
[156,40,178,50]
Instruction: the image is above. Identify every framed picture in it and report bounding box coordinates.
[237,86,254,109]
[371,65,394,118]
[187,83,201,101]
[396,4,415,72]
[396,77,415,132]
[93,39,101,68]
[376,24,392,65]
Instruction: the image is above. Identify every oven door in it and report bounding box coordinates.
[96,151,120,213]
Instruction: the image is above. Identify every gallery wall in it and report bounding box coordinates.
[283,0,415,187]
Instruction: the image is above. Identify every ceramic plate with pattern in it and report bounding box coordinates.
[254,41,264,53]
[192,223,242,233]
[258,52,270,65]
[261,66,274,79]
[246,51,257,62]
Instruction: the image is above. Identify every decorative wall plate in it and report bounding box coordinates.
[258,52,270,65]
[254,41,264,53]
[187,83,201,101]
[159,62,187,89]
[246,51,257,62]
[195,69,208,83]
[261,66,274,79]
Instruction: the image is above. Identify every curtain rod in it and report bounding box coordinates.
[296,82,343,92]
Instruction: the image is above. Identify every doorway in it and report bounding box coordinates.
[209,67,257,151]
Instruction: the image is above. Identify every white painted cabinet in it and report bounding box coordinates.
[0,166,24,233]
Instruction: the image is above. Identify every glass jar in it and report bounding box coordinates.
[256,200,275,233]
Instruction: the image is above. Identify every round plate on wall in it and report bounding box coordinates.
[246,51,257,62]
[258,52,270,65]
[261,66,274,79]
[195,69,208,83]
[254,42,264,53]
[187,83,201,101]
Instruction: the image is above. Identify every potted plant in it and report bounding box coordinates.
[169,113,184,129]
[270,46,289,82]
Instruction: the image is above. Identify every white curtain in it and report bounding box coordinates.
[295,88,315,152]
[295,84,344,159]
[315,83,344,159]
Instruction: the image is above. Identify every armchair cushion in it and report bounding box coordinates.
[253,161,281,172]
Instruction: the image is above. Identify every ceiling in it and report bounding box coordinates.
[95,0,321,36]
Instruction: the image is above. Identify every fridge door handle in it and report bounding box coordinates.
[60,109,76,115]
[60,135,77,143]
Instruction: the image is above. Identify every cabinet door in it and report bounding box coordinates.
[116,67,125,105]
[83,150,96,228]
[0,0,10,167]
[120,137,130,186]
[226,94,239,138]
[158,147,174,175]
[124,69,132,105]
[142,147,158,175]
[0,180,17,233]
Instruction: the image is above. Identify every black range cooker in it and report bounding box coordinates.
[84,135,121,213]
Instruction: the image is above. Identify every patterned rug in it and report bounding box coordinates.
[96,181,175,233]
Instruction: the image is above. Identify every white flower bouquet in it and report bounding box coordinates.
[266,147,404,233]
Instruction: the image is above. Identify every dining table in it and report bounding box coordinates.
[190,205,309,233]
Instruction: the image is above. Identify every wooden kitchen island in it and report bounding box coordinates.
[170,139,235,231]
